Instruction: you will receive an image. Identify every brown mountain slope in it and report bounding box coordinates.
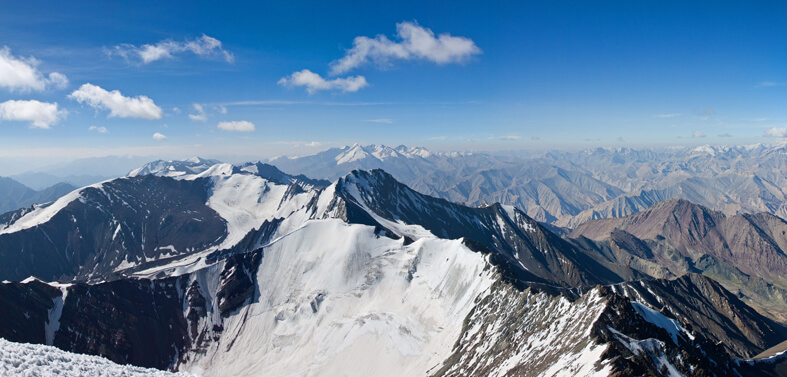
[570,198,787,321]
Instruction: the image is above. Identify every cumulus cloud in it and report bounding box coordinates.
[108,35,234,64]
[68,83,162,119]
[278,69,368,94]
[305,141,322,147]
[88,125,108,133]
[218,120,255,132]
[718,133,732,138]
[330,21,481,75]
[0,47,69,92]
[764,127,787,138]
[152,132,168,140]
[692,131,706,138]
[500,135,520,141]
[0,99,65,129]
[189,103,207,121]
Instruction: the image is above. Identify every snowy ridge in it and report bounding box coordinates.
[0,182,94,235]
[0,338,195,377]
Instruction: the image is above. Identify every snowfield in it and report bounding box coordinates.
[0,338,195,377]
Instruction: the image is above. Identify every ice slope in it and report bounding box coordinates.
[179,219,496,377]
[0,338,195,377]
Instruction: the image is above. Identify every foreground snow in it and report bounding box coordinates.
[0,338,195,377]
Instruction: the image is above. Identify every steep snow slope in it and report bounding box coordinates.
[180,220,496,377]
[0,338,194,377]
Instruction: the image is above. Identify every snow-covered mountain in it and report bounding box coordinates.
[1,158,786,376]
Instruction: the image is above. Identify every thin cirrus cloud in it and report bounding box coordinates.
[365,118,393,124]
[278,69,368,94]
[654,113,681,118]
[500,135,521,141]
[0,46,68,92]
[329,21,482,75]
[218,120,255,132]
[152,132,168,141]
[68,83,163,119]
[0,99,66,129]
[88,125,108,133]
[764,127,787,138]
[108,34,234,64]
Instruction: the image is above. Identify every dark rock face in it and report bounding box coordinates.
[0,175,228,282]
[0,280,60,345]
[335,169,637,288]
[0,247,265,371]
[611,273,787,359]
[54,279,190,370]
[593,290,742,377]
[216,250,263,317]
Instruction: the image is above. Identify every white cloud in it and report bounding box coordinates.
[0,46,69,92]
[0,99,65,129]
[278,69,368,94]
[764,127,787,138]
[654,113,681,118]
[216,105,227,114]
[500,135,520,141]
[692,131,706,138]
[366,118,393,124]
[68,83,162,119]
[531,136,540,140]
[88,125,108,133]
[330,21,481,75]
[305,141,322,147]
[109,34,234,64]
[718,133,732,138]
[189,103,207,121]
[218,120,255,132]
[152,132,168,140]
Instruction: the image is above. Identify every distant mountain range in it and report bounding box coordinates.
[0,177,76,215]
[0,157,786,375]
[269,143,787,228]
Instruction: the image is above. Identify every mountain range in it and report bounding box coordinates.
[270,143,787,229]
[0,177,76,215]
[0,157,786,375]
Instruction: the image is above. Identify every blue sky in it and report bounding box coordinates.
[1,0,786,166]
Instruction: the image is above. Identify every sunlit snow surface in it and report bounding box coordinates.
[0,338,195,377]
[181,219,496,377]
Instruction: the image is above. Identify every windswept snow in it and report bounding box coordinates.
[180,219,496,377]
[0,338,195,377]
